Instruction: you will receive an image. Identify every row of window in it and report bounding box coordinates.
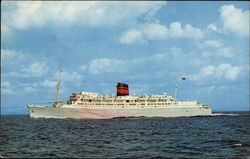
[79,99,171,103]
[76,102,179,106]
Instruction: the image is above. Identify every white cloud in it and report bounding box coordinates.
[1,81,15,95]
[89,58,129,74]
[1,24,11,38]
[1,49,48,67]
[1,49,26,64]
[3,72,28,78]
[168,22,203,39]
[217,47,234,58]
[202,51,212,58]
[170,47,182,57]
[88,52,170,74]
[1,81,10,87]
[216,64,241,81]
[40,79,57,87]
[203,40,222,48]
[207,23,224,34]
[24,86,36,93]
[142,23,168,40]
[1,49,49,78]
[22,62,48,77]
[79,65,87,72]
[1,88,15,95]
[196,40,234,58]
[190,63,242,82]
[119,22,204,44]
[3,1,166,30]
[4,62,48,78]
[207,23,217,31]
[2,79,58,95]
[200,65,215,76]
[61,71,83,82]
[119,29,145,44]
[219,5,249,37]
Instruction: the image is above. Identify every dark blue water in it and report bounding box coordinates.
[1,112,249,158]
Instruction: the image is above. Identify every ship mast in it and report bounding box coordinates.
[55,65,62,107]
[173,72,180,100]
[173,72,186,100]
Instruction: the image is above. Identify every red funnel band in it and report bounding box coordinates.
[117,89,129,94]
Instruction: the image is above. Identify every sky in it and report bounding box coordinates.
[1,1,249,114]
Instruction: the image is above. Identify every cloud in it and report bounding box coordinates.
[217,47,234,58]
[1,81,15,95]
[1,81,10,87]
[79,65,87,72]
[216,64,241,80]
[1,24,11,38]
[170,47,182,57]
[168,22,203,39]
[1,88,16,95]
[1,49,26,65]
[195,40,234,58]
[119,29,145,44]
[203,40,223,48]
[88,58,129,74]
[61,71,83,82]
[24,87,36,93]
[1,49,48,67]
[219,5,249,37]
[189,63,242,82]
[22,62,48,77]
[2,79,58,95]
[207,23,224,34]
[119,22,204,44]
[142,23,168,40]
[40,79,57,87]
[2,1,166,30]
[87,52,170,74]
[3,72,27,78]
[2,49,50,78]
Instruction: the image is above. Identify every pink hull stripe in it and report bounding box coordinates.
[70,108,113,119]
[70,110,88,118]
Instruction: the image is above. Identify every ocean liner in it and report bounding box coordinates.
[27,69,212,119]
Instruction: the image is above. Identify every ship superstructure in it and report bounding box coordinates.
[66,87,210,110]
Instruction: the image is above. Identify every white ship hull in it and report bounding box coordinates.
[28,105,212,119]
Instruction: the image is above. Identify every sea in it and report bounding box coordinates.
[1,112,249,158]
